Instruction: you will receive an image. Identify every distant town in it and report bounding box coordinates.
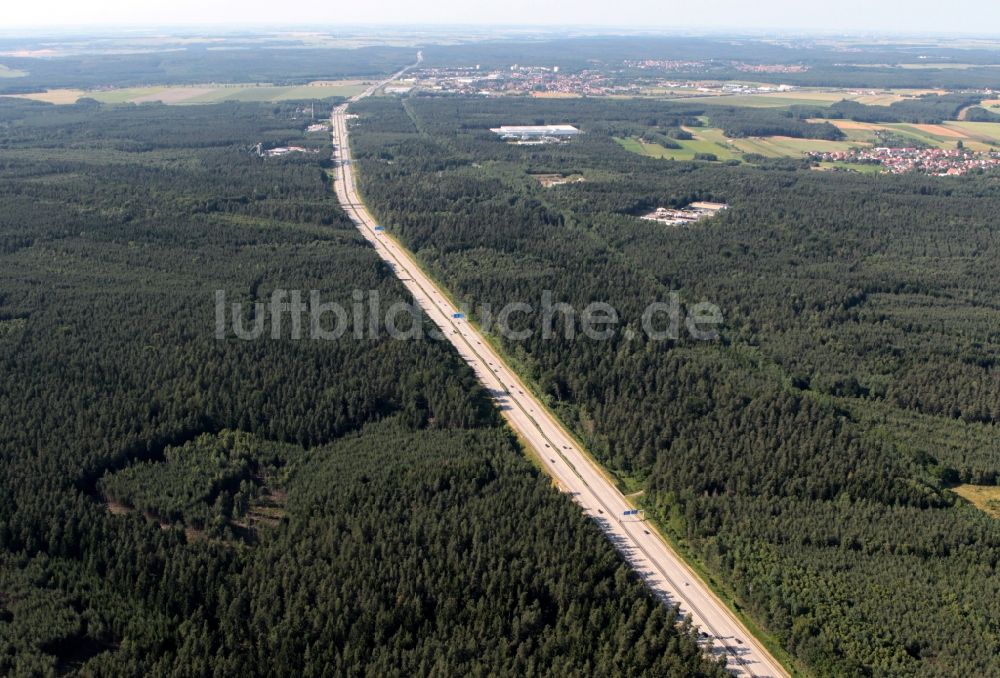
[396,63,801,98]
[811,146,1000,176]
[624,59,810,74]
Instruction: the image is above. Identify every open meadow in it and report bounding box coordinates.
[614,132,742,161]
[730,135,861,157]
[9,80,369,105]
[617,121,869,162]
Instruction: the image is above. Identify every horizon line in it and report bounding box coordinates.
[3,24,1000,40]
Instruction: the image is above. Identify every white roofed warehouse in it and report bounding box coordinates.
[490,124,581,143]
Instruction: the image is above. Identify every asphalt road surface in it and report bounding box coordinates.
[327,59,788,678]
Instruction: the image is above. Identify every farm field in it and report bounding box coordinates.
[730,135,862,157]
[815,119,1000,150]
[817,120,889,142]
[872,123,985,149]
[182,82,369,102]
[953,485,1000,520]
[947,121,1000,144]
[816,119,941,146]
[671,93,837,107]
[618,122,872,162]
[7,88,86,104]
[7,80,369,105]
[851,92,919,105]
[669,88,924,107]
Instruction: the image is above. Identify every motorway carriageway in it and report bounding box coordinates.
[327,59,789,678]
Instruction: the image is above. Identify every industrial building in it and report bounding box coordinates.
[640,202,728,226]
[490,124,581,142]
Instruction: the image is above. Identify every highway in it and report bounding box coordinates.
[328,58,788,678]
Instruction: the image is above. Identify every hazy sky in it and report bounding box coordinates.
[4,0,1000,34]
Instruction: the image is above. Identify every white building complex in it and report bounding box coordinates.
[490,124,581,142]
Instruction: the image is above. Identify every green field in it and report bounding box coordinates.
[14,81,369,105]
[889,124,968,148]
[88,87,169,104]
[947,121,1000,145]
[615,136,655,155]
[684,126,740,155]
[731,136,862,157]
[671,94,839,108]
[616,123,872,162]
[816,161,883,174]
[816,119,1000,151]
[822,121,935,147]
[614,127,742,162]
[181,83,369,103]
[875,123,998,151]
